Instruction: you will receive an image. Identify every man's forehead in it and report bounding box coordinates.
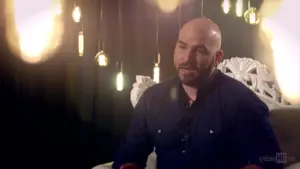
[178,30,207,46]
[178,26,220,49]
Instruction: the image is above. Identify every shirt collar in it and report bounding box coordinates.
[174,69,220,107]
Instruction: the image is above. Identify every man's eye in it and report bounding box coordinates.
[196,48,205,53]
[179,45,186,49]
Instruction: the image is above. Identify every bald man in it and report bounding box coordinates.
[112,18,282,169]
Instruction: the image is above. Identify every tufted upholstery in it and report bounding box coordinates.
[269,108,300,167]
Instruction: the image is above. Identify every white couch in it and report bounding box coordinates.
[93,57,300,169]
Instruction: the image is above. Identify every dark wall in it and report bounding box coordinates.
[1,0,264,168]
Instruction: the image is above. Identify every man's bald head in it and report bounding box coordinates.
[179,17,222,53]
[174,17,223,86]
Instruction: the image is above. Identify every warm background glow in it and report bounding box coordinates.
[222,0,231,14]
[5,0,64,64]
[146,0,192,13]
[157,0,182,13]
[260,0,300,104]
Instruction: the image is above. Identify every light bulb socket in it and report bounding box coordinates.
[116,62,123,71]
[244,7,260,25]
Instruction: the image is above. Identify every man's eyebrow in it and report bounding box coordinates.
[177,40,208,50]
[177,40,187,46]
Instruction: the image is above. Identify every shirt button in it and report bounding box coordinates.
[181,134,189,142]
[157,129,162,134]
[182,150,186,154]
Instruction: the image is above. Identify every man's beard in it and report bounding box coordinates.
[178,60,215,87]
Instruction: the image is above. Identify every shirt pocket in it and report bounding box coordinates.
[150,121,182,152]
[147,101,182,152]
[191,113,224,152]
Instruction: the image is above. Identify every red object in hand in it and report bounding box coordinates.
[242,164,263,169]
[120,163,139,169]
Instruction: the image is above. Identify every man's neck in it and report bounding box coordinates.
[181,69,217,101]
[182,84,198,101]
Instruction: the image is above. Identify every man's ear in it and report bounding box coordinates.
[215,49,224,66]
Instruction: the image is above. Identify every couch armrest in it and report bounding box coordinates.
[286,162,300,169]
[92,162,113,169]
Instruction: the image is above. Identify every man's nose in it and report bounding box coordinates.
[182,49,195,62]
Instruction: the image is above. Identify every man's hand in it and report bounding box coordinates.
[120,163,139,169]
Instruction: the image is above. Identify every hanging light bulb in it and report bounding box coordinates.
[72,5,81,23]
[222,0,231,14]
[244,7,260,25]
[78,31,84,56]
[244,0,260,25]
[153,53,160,83]
[116,0,124,91]
[95,50,108,67]
[236,0,243,17]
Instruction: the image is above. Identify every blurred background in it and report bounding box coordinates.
[1,0,299,168]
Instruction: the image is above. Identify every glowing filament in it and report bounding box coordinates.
[249,12,256,24]
[153,63,160,83]
[116,72,124,91]
[78,31,84,56]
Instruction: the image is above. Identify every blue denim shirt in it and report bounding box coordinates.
[113,71,283,169]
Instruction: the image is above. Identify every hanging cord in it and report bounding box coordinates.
[178,3,182,31]
[200,0,204,17]
[248,0,251,9]
[98,0,104,50]
[155,9,159,63]
[100,0,103,21]
[74,1,84,31]
[118,0,123,71]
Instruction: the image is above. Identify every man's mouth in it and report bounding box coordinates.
[179,68,197,74]
[180,67,195,71]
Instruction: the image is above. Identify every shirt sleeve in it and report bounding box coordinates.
[112,92,153,169]
[234,92,284,169]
